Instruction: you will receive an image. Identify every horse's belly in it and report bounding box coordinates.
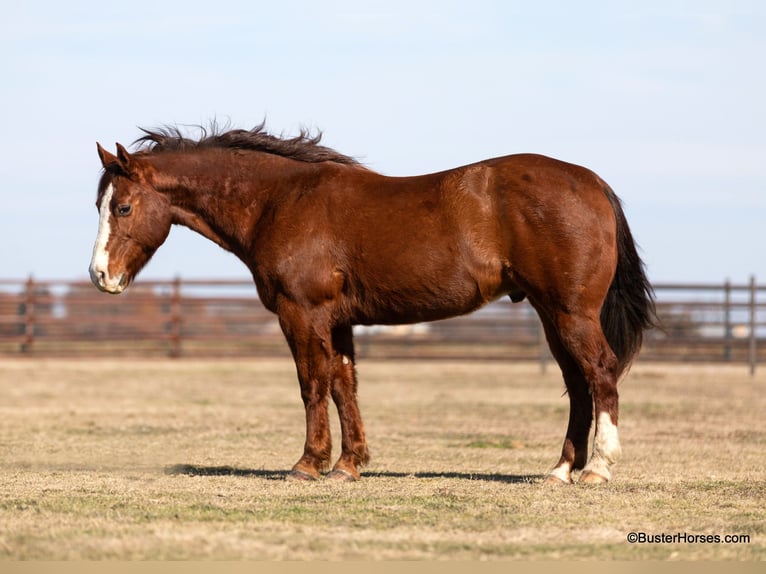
[350,263,506,326]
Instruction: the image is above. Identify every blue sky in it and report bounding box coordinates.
[1,0,764,284]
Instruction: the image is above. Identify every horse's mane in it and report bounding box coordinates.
[133,121,362,166]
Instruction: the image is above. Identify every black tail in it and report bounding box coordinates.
[600,185,657,377]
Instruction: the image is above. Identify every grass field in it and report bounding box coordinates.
[0,357,764,560]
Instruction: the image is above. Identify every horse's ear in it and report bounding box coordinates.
[98,142,135,175]
[97,142,119,170]
[115,142,133,172]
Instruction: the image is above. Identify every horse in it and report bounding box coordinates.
[89,123,655,485]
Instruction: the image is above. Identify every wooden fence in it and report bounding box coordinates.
[0,276,763,373]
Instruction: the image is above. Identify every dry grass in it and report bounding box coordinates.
[0,358,764,560]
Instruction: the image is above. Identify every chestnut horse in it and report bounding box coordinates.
[89,124,655,484]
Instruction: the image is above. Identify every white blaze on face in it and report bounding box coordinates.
[89,182,115,289]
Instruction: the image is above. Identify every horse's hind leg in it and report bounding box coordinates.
[326,325,370,481]
[536,313,593,485]
[554,311,622,484]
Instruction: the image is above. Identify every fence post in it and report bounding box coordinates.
[749,275,757,376]
[723,278,732,361]
[169,276,182,358]
[21,276,36,353]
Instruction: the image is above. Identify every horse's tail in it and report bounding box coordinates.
[600,185,657,377]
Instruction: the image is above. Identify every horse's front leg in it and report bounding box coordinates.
[326,325,370,481]
[278,306,333,481]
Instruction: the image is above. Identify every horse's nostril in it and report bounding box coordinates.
[91,269,106,288]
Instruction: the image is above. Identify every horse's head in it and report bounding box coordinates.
[89,143,172,294]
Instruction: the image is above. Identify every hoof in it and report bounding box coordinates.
[326,468,358,482]
[286,468,319,482]
[543,473,571,486]
[579,470,609,484]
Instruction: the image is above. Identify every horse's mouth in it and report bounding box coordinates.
[91,271,129,294]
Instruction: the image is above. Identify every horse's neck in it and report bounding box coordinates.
[150,152,272,258]
[169,207,234,252]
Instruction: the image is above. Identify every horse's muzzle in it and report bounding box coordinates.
[90,267,127,294]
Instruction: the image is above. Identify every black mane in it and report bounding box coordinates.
[133,121,362,166]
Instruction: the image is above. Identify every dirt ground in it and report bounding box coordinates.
[0,358,763,560]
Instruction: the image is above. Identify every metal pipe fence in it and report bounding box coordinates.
[1,276,763,374]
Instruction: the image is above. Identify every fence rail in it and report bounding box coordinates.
[0,276,763,373]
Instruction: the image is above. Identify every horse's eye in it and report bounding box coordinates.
[117,204,132,217]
